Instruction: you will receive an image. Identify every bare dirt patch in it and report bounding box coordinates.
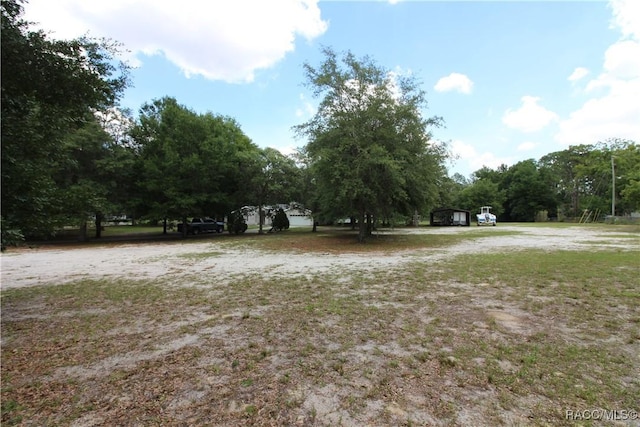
[3,225,636,290]
[1,225,639,426]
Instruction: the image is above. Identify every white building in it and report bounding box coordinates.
[239,203,313,228]
[284,206,314,227]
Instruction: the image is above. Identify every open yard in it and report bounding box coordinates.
[1,224,639,426]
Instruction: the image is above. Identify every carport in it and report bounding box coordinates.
[430,208,471,226]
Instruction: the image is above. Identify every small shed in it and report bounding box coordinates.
[430,208,471,226]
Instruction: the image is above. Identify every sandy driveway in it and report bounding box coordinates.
[2,224,639,427]
[2,225,638,290]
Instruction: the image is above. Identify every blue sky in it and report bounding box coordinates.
[24,0,640,178]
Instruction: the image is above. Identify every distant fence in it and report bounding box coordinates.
[560,215,639,224]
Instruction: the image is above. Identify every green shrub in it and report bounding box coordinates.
[1,217,25,251]
[272,208,289,231]
[228,211,248,234]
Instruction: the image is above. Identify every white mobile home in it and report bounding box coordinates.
[238,204,313,228]
[284,206,313,227]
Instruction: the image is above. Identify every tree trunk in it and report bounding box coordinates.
[94,213,102,238]
[572,178,579,218]
[312,220,317,232]
[163,218,168,235]
[357,211,367,243]
[78,220,87,242]
[181,215,188,238]
[258,205,264,234]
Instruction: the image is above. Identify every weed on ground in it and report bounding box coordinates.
[1,226,639,426]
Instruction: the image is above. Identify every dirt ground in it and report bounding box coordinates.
[1,225,639,426]
[2,225,636,290]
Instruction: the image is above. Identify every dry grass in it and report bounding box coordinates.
[220,227,520,254]
[2,227,639,426]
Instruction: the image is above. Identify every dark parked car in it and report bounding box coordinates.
[177,217,224,235]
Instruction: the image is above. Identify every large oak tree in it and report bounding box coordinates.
[130,97,257,235]
[295,48,447,242]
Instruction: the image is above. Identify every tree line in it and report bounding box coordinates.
[2,0,638,248]
[0,1,447,245]
[1,0,303,244]
[443,139,640,222]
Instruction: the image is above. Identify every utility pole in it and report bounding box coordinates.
[611,155,615,217]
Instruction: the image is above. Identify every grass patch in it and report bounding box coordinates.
[176,250,225,260]
[439,249,638,286]
[222,226,522,254]
[508,221,640,233]
[2,233,638,426]
[101,225,165,236]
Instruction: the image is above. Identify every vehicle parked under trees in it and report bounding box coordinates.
[177,218,224,235]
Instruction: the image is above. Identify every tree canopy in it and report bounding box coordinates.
[1,4,638,250]
[539,139,640,218]
[242,147,301,233]
[129,97,258,230]
[1,0,129,238]
[450,139,639,221]
[295,47,447,241]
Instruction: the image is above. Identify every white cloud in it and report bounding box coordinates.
[517,141,538,152]
[555,0,640,145]
[23,0,328,83]
[450,140,477,161]
[586,40,640,91]
[603,40,639,80]
[434,73,474,94]
[449,140,514,174]
[568,67,589,82]
[555,79,640,145]
[502,96,559,133]
[609,0,640,40]
[272,144,298,157]
[295,93,316,118]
